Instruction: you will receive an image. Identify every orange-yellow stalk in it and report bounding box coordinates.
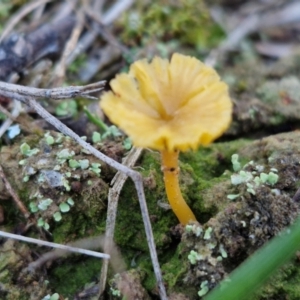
[161,149,197,225]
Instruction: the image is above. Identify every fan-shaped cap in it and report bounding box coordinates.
[100,53,232,151]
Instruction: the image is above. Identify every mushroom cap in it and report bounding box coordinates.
[100,53,232,151]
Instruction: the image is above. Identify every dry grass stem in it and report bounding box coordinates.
[51,4,85,86]
[66,0,135,65]
[0,231,110,263]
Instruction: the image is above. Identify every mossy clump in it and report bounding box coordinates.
[164,131,300,298]
[0,239,50,300]
[117,0,224,50]
[0,130,121,237]
[256,76,300,125]
[48,256,102,297]
[109,269,151,299]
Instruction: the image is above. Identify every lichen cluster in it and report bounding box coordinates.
[0,131,126,234]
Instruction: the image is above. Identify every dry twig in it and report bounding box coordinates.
[0,231,110,261]
[0,80,106,101]
[51,2,85,86]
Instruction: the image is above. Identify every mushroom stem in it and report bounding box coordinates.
[161,149,197,225]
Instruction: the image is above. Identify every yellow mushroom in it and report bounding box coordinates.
[100,53,232,225]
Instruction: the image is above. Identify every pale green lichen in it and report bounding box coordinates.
[68,159,79,169]
[20,143,40,157]
[198,280,209,297]
[38,198,53,211]
[89,163,101,176]
[23,175,30,182]
[19,159,27,165]
[227,194,240,200]
[123,137,132,150]
[188,250,202,265]
[53,212,62,222]
[219,244,228,258]
[204,227,213,240]
[185,224,202,237]
[59,202,70,213]
[79,159,89,170]
[231,154,241,171]
[56,149,75,162]
[29,202,38,213]
[37,218,50,230]
[246,183,256,195]
[42,293,60,300]
[110,287,121,297]
[231,170,253,185]
[92,132,101,143]
[55,133,65,144]
[67,198,74,206]
[62,177,71,191]
[229,154,280,200]
[45,134,55,145]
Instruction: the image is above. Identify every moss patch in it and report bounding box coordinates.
[48,256,102,297]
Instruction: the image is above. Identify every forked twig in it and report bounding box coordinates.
[99,147,143,295]
[0,85,168,299]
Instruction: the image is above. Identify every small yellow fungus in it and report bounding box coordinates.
[100,53,232,225]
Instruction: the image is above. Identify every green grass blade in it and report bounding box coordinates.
[205,216,300,300]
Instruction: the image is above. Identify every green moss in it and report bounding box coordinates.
[114,139,251,249]
[162,244,188,287]
[118,0,224,49]
[110,139,252,294]
[48,256,102,297]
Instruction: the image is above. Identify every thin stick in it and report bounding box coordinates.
[51,2,85,86]
[66,0,135,65]
[102,0,135,25]
[0,230,110,259]
[0,164,30,218]
[99,147,143,295]
[0,80,106,101]
[84,7,129,54]
[4,94,168,300]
